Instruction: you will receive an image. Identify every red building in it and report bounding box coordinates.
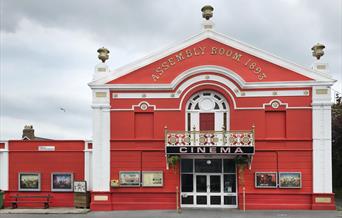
[0,6,336,211]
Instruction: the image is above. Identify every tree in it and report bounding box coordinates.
[332,93,342,195]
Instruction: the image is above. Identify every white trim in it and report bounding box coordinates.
[89,30,335,87]
[111,73,311,99]
[84,140,92,191]
[90,65,335,90]
[110,83,312,111]
[0,141,9,191]
[185,91,230,131]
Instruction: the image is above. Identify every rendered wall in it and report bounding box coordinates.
[100,77,336,210]
[4,140,85,208]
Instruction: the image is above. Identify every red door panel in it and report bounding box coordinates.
[200,113,215,131]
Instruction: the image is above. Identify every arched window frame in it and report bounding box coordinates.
[186,91,230,131]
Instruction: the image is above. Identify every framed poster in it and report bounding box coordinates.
[51,172,73,192]
[18,173,41,191]
[279,172,301,188]
[119,171,140,187]
[142,171,163,187]
[255,172,277,188]
[73,181,87,193]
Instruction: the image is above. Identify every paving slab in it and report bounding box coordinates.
[0,209,340,218]
[0,207,90,214]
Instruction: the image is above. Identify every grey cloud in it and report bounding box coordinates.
[0,0,341,139]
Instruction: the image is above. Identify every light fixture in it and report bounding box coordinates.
[206,160,211,165]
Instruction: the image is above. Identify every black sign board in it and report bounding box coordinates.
[166,146,254,155]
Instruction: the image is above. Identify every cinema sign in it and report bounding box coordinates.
[166,146,254,155]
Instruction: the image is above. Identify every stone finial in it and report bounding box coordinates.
[311,43,325,60]
[201,5,214,20]
[97,47,110,63]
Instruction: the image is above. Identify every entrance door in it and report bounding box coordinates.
[195,174,222,206]
[180,159,237,208]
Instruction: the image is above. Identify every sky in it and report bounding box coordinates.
[0,0,341,140]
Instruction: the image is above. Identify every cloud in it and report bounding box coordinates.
[1,0,341,139]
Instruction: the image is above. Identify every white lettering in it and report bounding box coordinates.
[180,147,188,153]
[234,147,243,153]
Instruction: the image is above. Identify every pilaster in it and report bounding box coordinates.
[91,89,110,192]
[312,86,333,193]
[0,141,9,191]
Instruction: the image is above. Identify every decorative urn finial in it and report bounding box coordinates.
[201,5,214,20]
[311,43,325,60]
[97,47,110,63]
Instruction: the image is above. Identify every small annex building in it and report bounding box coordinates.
[0,5,336,211]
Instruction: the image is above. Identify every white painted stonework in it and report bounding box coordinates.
[0,141,9,191]
[84,141,93,191]
[312,86,333,193]
[186,91,229,131]
[91,89,111,192]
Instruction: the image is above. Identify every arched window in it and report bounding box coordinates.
[186,91,229,131]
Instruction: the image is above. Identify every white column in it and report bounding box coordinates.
[91,89,110,192]
[312,86,333,193]
[84,140,92,191]
[0,141,9,191]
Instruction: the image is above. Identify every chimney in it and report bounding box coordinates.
[22,125,35,140]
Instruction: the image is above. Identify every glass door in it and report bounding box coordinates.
[195,174,222,207]
[180,158,237,208]
[208,174,222,206]
[195,175,207,205]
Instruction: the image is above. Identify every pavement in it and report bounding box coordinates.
[0,207,90,214]
[0,209,341,218]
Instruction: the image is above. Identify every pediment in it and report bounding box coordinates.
[89,30,334,88]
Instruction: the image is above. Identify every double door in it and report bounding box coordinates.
[195,174,222,206]
[180,158,237,208]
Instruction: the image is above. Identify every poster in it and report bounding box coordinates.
[255,172,277,188]
[119,171,140,186]
[142,171,163,187]
[279,172,301,188]
[19,173,41,191]
[51,173,73,192]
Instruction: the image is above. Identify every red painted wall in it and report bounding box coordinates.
[5,140,85,208]
[106,74,318,210]
[109,150,179,210]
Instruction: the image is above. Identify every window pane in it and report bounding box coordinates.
[210,196,221,205]
[196,175,207,192]
[181,174,193,192]
[181,159,193,173]
[196,196,207,205]
[195,159,222,173]
[224,196,236,205]
[182,195,193,204]
[224,174,236,193]
[210,175,221,193]
[214,95,221,100]
[223,159,236,173]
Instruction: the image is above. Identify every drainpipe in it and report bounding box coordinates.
[243,186,246,211]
